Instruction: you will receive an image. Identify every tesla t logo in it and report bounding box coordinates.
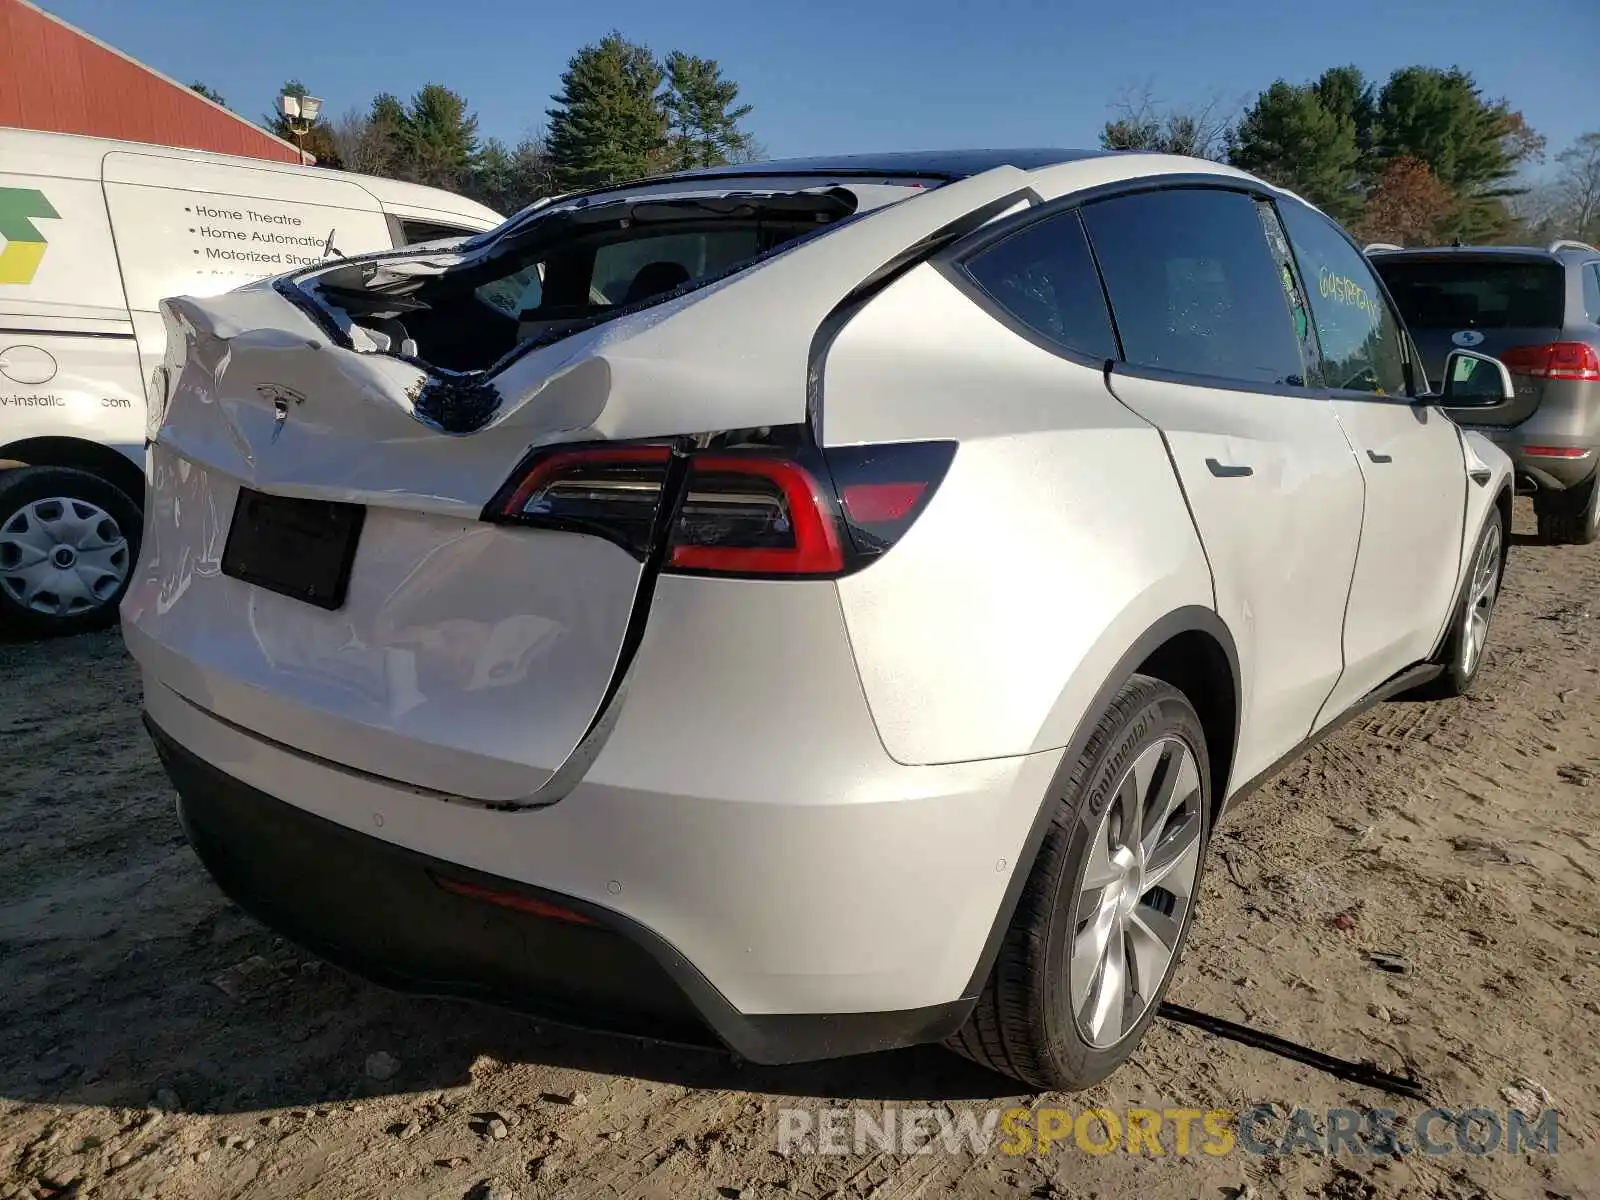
[1452,330,1486,348]
[258,384,308,443]
[0,188,61,285]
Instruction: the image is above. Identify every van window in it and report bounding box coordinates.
[1081,188,1307,388]
[397,219,482,246]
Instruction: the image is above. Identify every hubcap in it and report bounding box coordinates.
[1460,522,1501,677]
[0,496,130,618]
[1069,736,1204,1049]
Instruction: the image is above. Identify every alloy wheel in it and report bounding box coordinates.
[1069,735,1204,1049]
[1460,521,1501,678]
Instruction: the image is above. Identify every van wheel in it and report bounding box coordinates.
[947,676,1211,1090]
[0,466,142,638]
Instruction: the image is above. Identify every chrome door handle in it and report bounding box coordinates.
[1367,450,1393,464]
[1205,458,1253,478]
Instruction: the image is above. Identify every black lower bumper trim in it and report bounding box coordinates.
[145,715,972,1065]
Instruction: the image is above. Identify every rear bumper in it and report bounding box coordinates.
[149,716,975,1064]
[1459,404,1599,493]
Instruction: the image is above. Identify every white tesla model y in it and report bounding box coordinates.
[124,150,1513,1090]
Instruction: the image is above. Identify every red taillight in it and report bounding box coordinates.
[668,456,845,576]
[487,435,956,578]
[1499,342,1600,381]
[490,443,672,556]
[1522,446,1592,458]
[430,874,595,925]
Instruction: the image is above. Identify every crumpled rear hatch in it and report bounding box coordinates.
[122,167,1033,806]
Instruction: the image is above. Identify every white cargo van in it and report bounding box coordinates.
[0,128,503,635]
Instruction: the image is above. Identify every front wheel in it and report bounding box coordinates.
[947,676,1211,1091]
[0,466,142,638]
[1418,511,1504,699]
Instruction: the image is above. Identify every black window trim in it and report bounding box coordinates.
[1273,195,1424,404]
[935,173,1333,401]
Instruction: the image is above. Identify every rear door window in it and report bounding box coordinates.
[1583,263,1600,324]
[1373,258,1566,331]
[1079,188,1308,388]
[1278,200,1409,396]
[960,210,1118,361]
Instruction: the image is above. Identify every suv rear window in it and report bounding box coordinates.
[1373,259,1565,330]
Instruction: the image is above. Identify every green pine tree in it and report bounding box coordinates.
[190,82,229,110]
[397,84,480,190]
[1228,80,1364,221]
[545,32,667,190]
[1372,67,1540,241]
[663,52,755,170]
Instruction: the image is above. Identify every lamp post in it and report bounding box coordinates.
[278,92,325,165]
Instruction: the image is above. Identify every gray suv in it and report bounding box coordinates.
[1370,240,1600,544]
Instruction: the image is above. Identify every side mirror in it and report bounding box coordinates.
[1438,349,1515,407]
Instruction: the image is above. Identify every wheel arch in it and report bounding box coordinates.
[960,605,1240,997]
[0,437,146,510]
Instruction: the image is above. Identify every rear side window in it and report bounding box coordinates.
[961,210,1118,361]
[1373,258,1566,331]
[1584,264,1600,324]
[1080,188,1307,388]
[1278,201,1409,396]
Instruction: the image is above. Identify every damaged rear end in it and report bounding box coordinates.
[124,167,1032,807]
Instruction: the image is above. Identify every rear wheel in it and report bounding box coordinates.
[0,466,141,638]
[947,675,1210,1091]
[1535,473,1600,545]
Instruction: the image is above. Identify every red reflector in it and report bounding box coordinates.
[1522,446,1591,458]
[841,482,927,524]
[1500,342,1600,381]
[430,874,595,925]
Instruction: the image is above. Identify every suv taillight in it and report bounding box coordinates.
[487,438,956,578]
[1499,341,1600,381]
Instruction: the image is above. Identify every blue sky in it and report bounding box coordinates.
[39,0,1600,175]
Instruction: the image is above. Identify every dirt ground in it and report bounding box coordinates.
[2,496,1597,1200]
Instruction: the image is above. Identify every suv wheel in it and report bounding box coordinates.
[1415,510,1504,699]
[947,675,1211,1090]
[0,466,142,638]
[1535,473,1600,546]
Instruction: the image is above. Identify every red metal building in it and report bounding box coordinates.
[0,0,303,164]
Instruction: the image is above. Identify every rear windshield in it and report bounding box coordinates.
[1374,259,1565,330]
